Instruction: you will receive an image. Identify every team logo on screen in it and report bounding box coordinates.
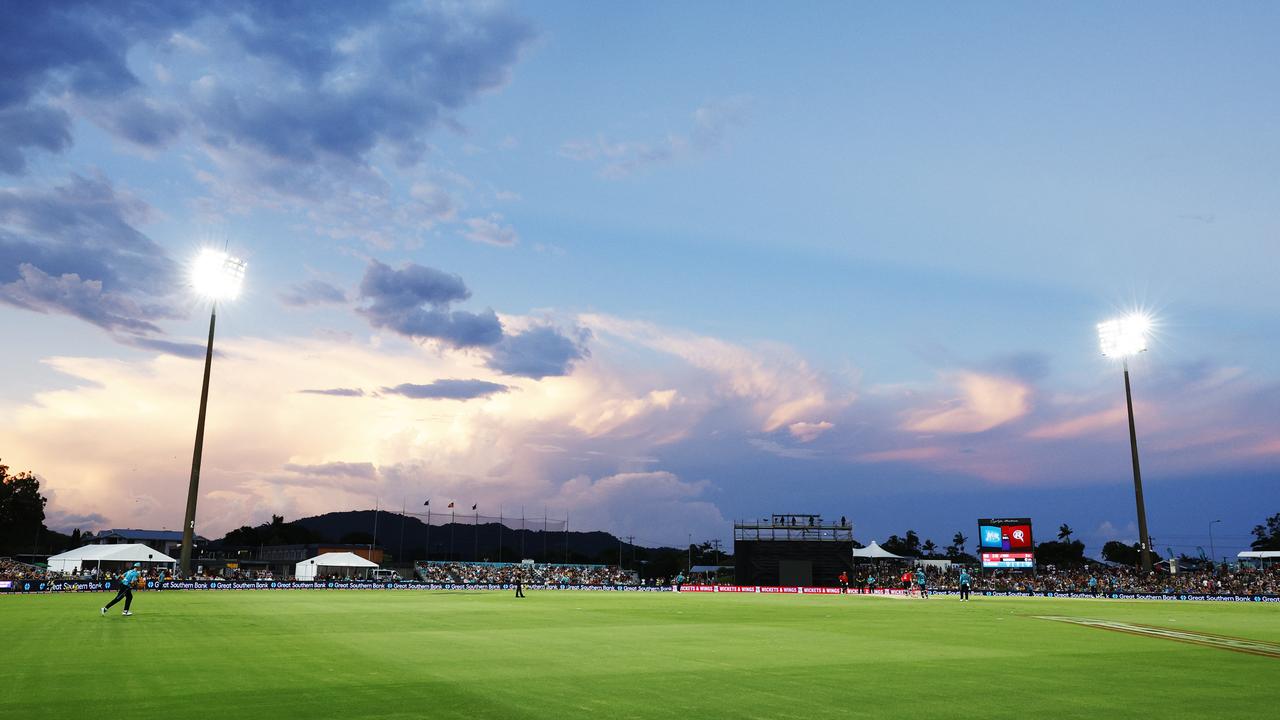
[1005,525,1032,549]
[980,526,1003,548]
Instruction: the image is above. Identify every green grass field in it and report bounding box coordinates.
[3,590,1277,719]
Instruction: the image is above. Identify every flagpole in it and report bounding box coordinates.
[473,505,479,562]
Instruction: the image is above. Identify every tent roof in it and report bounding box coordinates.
[299,551,378,568]
[852,541,908,559]
[48,543,178,563]
[1237,550,1280,559]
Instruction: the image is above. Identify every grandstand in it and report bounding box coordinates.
[734,514,855,586]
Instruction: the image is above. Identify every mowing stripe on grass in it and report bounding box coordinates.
[1036,616,1280,659]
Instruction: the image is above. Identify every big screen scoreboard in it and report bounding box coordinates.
[977,518,1034,568]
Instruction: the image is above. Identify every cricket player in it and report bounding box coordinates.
[958,569,971,601]
[914,567,927,598]
[102,563,142,616]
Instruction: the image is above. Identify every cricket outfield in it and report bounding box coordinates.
[3,590,1276,719]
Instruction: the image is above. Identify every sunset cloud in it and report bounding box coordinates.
[902,373,1031,434]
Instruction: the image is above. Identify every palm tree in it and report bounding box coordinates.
[949,531,968,557]
[922,539,938,557]
[1058,523,1074,542]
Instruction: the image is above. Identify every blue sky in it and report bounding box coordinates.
[2,1,1277,556]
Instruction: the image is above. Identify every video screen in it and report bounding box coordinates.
[978,518,1034,568]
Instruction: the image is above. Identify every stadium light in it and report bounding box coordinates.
[179,248,248,578]
[191,248,247,300]
[1097,312,1154,573]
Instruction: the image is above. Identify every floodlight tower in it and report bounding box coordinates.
[179,248,247,577]
[1097,313,1154,573]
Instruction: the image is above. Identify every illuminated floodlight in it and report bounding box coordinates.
[1097,312,1151,358]
[191,248,247,300]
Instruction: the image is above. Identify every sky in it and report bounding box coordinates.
[2,1,1277,557]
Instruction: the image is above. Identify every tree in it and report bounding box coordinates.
[921,539,938,557]
[1102,540,1143,566]
[882,531,923,557]
[0,460,46,553]
[1251,512,1280,551]
[1034,539,1086,567]
[946,531,968,557]
[1058,523,1074,542]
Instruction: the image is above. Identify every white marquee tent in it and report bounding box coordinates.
[851,541,908,561]
[47,544,178,573]
[295,551,379,580]
[1237,550,1280,567]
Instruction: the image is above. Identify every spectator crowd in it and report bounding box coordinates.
[6,556,1277,595]
[850,563,1280,596]
[416,561,635,586]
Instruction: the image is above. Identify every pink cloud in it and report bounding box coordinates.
[1026,405,1128,439]
[788,420,834,442]
[902,372,1031,434]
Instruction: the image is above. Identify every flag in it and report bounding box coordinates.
[448,502,454,508]
[471,504,477,510]
[424,499,430,506]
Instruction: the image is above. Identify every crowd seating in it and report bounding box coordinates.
[0,558,44,580]
[416,561,636,586]
[854,564,1280,595]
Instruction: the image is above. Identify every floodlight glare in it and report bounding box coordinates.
[1097,312,1150,358]
[191,248,247,300]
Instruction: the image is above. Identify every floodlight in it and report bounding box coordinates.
[1095,311,1156,573]
[180,246,247,578]
[1097,312,1150,358]
[191,248,247,301]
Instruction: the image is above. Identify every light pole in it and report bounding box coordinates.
[1098,313,1154,573]
[1209,519,1221,572]
[180,248,247,578]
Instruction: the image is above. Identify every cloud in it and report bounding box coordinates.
[299,388,364,397]
[1027,406,1127,440]
[0,2,534,177]
[749,437,820,460]
[581,313,835,433]
[382,379,510,401]
[0,174,195,353]
[0,106,73,174]
[462,215,518,247]
[281,461,378,480]
[856,446,946,463]
[789,421,834,443]
[552,471,725,543]
[487,325,590,379]
[902,372,1032,434]
[0,1,199,173]
[44,509,109,534]
[561,97,750,178]
[192,3,534,169]
[279,279,347,308]
[356,259,502,348]
[357,261,591,378]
